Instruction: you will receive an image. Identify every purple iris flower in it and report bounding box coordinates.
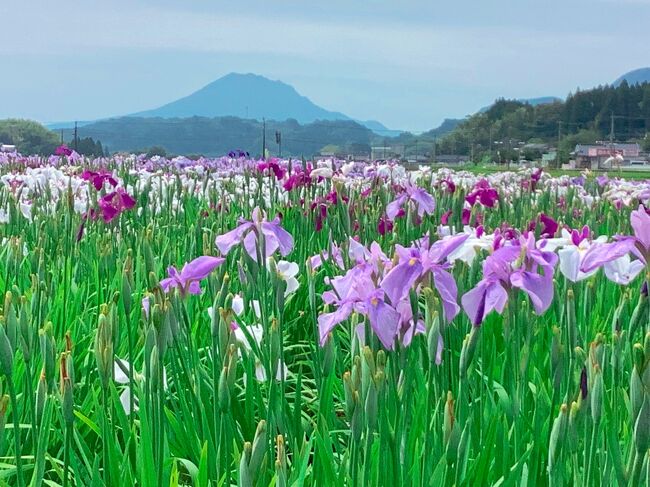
[160,256,225,296]
[462,233,558,326]
[215,207,294,261]
[582,205,650,272]
[380,233,469,322]
[571,176,586,186]
[318,266,401,349]
[395,299,426,347]
[386,184,436,220]
[595,175,609,187]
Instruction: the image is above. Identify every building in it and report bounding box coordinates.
[541,151,557,167]
[434,154,468,165]
[371,146,404,161]
[0,144,16,152]
[574,143,641,169]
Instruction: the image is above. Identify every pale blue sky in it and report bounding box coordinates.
[1,0,649,131]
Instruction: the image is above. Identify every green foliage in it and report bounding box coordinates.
[435,81,650,161]
[69,137,105,157]
[0,119,59,155]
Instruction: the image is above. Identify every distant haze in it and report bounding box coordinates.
[1,0,650,131]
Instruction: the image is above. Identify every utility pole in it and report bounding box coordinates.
[489,125,493,162]
[556,121,562,168]
[383,138,387,160]
[74,121,78,152]
[607,112,615,171]
[275,131,282,158]
[414,139,418,164]
[433,136,437,163]
[262,118,266,159]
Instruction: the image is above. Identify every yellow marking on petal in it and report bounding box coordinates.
[408,257,417,266]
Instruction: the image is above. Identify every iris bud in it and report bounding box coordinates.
[548,404,568,471]
[239,442,252,487]
[249,419,268,475]
[0,325,13,378]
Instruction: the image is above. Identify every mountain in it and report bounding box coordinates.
[59,116,377,157]
[130,73,400,135]
[421,118,463,138]
[613,67,650,87]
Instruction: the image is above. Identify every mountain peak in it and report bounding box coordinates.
[128,72,403,135]
[613,67,650,87]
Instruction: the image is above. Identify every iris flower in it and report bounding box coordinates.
[318,266,401,349]
[81,169,118,191]
[465,179,499,208]
[160,256,225,296]
[462,233,557,326]
[386,184,436,220]
[55,144,73,156]
[544,226,607,282]
[97,188,136,223]
[209,295,288,381]
[215,207,294,261]
[380,233,468,322]
[580,205,650,277]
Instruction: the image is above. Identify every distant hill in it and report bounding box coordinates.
[613,67,650,87]
[60,116,377,157]
[48,73,400,136]
[429,81,650,164]
[130,73,399,135]
[421,118,463,138]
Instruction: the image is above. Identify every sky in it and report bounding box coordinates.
[1,0,649,132]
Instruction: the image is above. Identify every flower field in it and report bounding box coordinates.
[0,148,648,486]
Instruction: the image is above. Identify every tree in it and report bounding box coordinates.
[0,119,60,155]
[72,137,105,157]
[146,146,168,158]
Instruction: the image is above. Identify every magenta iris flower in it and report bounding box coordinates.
[466,179,499,208]
[386,184,436,220]
[81,169,118,191]
[539,213,558,238]
[377,216,394,235]
[98,188,136,223]
[257,159,286,179]
[55,144,73,156]
[462,233,557,326]
[160,256,225,296]
[380,234,468,322]
[283,163,313,192]
[215,207,294,261]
